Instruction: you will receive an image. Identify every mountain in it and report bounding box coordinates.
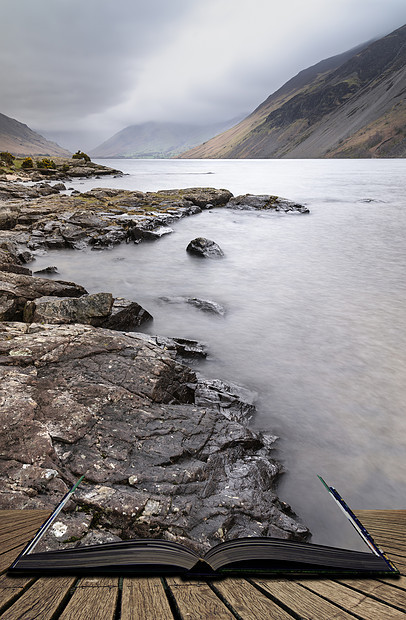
[180,24,406,159]
[0,113,71,157]
[90,118,243,159]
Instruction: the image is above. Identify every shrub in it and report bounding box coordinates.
[37,157,56,169]
[61,163,70,173]
[21,157,34,169]
[0,151,15,166]
[72,150,91,162]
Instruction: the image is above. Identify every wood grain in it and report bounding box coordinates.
[58,577,119,620]
[0,577,75,620]
[301,579,406,619]
[121,577,174,620]
[166,578,234,619]
[253,578,355,619]
[213,578,294,619]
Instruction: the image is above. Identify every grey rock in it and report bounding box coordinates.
[23,292,114,326]
[140,226,173,240]
[186,297,226,316]
[0,322,309,553]
[194,377,258,424]
[160,295,225,316]
[186,237,225,258]
[155,335,208,359]
[227,194,310,214]
[101,297,153,330]
[34,266,59,275]
[0,270,87,321]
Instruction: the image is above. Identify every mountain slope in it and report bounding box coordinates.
[90,118,243,159]
[0,113,71,157]
[180,24,406,159]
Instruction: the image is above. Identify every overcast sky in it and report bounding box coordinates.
[1,0,405,149]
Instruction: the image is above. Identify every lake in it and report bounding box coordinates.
[33,158,406,537]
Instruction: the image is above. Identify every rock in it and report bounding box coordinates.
[101,297,153,330]
[0,247,32,276]
[186,237,225,258]
[0,270,87,321]
[140,226,173,240]
[155,187,233,208]
[34,266,59,275]
[160,295,226,316]
[227,194,310,214]
[155,335,208,359]
[0,322,309,553]
[23,292,114,326]
[52,183,66,191]
[194,377,258,424]
[186,297,226,316]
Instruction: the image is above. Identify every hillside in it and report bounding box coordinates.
[180,24,406,159]
[90,119,242,159]
[0,113,71,157]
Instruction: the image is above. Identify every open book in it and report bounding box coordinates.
[9,476,399,577]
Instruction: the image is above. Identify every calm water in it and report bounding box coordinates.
[34,159,406,537]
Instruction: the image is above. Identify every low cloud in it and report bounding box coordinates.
[1,0,405,149]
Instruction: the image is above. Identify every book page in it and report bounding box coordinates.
[279,475,375,553]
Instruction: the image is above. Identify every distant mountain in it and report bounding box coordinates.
[90,118,244,159]
[180,24,406,159]
[0,113,71,157]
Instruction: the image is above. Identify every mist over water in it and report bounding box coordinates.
[34,159,406,539]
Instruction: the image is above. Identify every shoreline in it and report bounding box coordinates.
[0,173,310,552]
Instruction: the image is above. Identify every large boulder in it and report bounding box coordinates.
[23,292,114,326]
[0,322,308,554]
[0,270,87,321]
[186,237,225,258]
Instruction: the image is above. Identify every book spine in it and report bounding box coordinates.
[9,475,84,569]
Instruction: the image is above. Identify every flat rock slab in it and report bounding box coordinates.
[0,322,308,554]
[227,194,310,213]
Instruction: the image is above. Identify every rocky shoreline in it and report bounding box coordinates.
[0,173,310,553]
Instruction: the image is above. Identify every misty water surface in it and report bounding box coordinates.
[33,158,406,540]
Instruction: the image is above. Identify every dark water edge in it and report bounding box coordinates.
[33,158,406,539]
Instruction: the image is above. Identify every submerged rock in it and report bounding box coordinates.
[186,237,225,258]
[160,295,226,316]
[0,322,309,553]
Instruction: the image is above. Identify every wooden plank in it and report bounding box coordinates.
[0,577,76,620]
[253,579,355,619]
[0,527,45,556]
[380,575,406,590]
[166,577,235,619]
[0,524,44,543]
[0,543,28,573]
[301,579,406,619]
[213,578,295,619]
[337,577,406,610]
[121,577,174,620]
[0,516,48,534]
[58,577,119,620]
[0,574,36,612]
[0,511,49,526]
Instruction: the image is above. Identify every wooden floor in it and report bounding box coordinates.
[0,510,404,619]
